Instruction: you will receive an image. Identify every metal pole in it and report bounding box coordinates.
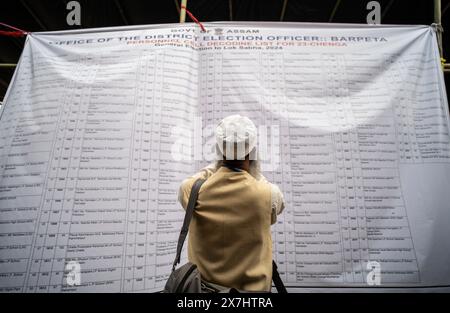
[229,0,233,21]
[280,0,288,22]
[434,0,443,57]
[434,0,442,25]
[443,2,450,16]
[329,0,341,23]
[381,0,395,20]
[114,0,129,25]
[20,0,47,30]
[180,0,187,23]
[174,0,180,15]
[0,64,17,68]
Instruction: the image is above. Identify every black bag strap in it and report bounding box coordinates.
[272,261,288,293]
[172,178,206,272]
[172,177,288,293]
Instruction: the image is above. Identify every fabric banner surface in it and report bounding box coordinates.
[0,22,449,292]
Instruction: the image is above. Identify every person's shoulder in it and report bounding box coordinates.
[245,173,272,194]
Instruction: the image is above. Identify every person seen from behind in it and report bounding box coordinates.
[178,114,285,291]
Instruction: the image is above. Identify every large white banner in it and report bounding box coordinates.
[0,22,449,292]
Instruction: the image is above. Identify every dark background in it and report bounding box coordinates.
[0,0,449,101]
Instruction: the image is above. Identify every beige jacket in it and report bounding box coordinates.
[178,163,285,291]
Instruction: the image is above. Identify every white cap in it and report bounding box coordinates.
[215,114,257,160]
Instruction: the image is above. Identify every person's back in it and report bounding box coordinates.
[178,115,284,291]
[179,165,273,291]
